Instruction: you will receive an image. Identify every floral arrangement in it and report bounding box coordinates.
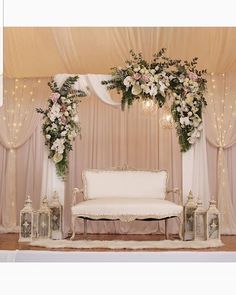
[169,58,207,151]
[102,49,173,110]
[102,49,207,152]
[36,76,86,180]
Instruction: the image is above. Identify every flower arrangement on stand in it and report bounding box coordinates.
[36,76,87,180]
[102,49,207,152]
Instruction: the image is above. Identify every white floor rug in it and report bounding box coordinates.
[30,239,224,250]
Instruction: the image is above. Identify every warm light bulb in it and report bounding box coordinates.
[159,104,174,129]
[141,99,157,116]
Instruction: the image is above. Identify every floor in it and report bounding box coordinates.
[0,233,236,252]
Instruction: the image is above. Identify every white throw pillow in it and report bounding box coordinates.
[82,169,168,200]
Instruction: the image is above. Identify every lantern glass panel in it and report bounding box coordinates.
[195,213,206,240]
[208,213,219,239]
[38,213,50,238]
[20,212,32,239]
[51,207,61,231]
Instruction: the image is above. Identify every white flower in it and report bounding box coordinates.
[73,115,79,123]
[149,85,157,97]
[52,123,57,129]
[46,134,51,140]
[159,81,166,95]
[155,66,159,71]
[61,131,67,137]
[180,117,191,126]
[48,103,61,122]
[188,137,196,144]
[51,138,65,154]
[123,76,133,87]
[150,69,155,75]
[131,84,142,96]
[64,111,69,117]
[67,106,72,111]
[188,111,193,117]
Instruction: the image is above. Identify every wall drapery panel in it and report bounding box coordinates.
[0,78,49,231]
[205,73,236,234]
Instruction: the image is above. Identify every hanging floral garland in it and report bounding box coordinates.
[36,76,87,180]
[102,49,207,152]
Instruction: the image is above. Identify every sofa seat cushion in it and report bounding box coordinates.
[72,198,183,222]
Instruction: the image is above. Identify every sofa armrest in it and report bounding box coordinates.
[166,188,182,205]
[72,187,84,206]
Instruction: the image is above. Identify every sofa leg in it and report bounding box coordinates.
[70,215,76,240]
[84,219,87,235]
[165,219,169,240]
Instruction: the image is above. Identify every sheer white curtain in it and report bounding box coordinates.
[205,72,236,234]
[182,119,210,208]
[0,78,49,231]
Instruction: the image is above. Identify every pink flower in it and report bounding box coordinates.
[189,72,198,81]
[184,88,188,95]
[50,92,60,103]
[133,73,141,80]
[60,104,66,112]
[61,116,66,124]
[142,75,149,83]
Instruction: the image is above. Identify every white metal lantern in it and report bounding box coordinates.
[194,199,206,241]
[183,191,197,241]
[37,197,51,239]
[206,200,220,240]
[19,195,37,242]
[49,191,63,240]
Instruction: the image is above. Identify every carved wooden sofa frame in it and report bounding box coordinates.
[70,168,183,240]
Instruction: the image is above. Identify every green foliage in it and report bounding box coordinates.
[102,49,207,152]
[36,76,87,181]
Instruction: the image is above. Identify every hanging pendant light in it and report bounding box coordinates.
[141,98,157,116]
[159,104,174,129]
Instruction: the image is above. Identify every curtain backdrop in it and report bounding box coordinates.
[0,78,49,231]
[0,77,182,234]
[4,27,236,78]
[205,72,236,234]
[1,75,236,235]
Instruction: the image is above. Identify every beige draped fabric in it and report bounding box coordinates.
[205,73,236,234]
[4,27,236,78]
[0,78,49,229]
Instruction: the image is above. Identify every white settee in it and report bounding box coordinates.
[71,169,183,240]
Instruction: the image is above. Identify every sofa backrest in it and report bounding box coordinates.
[82,169,168,200]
